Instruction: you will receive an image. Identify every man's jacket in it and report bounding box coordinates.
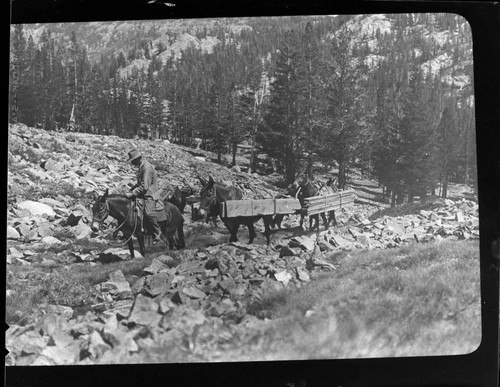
[131,159,161,201]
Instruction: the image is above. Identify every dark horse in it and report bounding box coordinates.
[198,176,273,245]
[273,177,337,232]
[91,189,185,258]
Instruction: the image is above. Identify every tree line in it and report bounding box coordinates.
[9,14,476,204]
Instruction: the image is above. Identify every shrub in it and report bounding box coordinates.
[40,270,96,307]
[39,181,85,199]
[65,133,77,142]
[247,287,295,319]
[21,147,44,164]
[6,284,45,325]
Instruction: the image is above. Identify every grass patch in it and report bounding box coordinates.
[6,283,45,326]
[6,243,159,326]
[39,180,86,199]
[20,179,86,202]
[247,288,295,319]
[68,256,153,287]
[369,197,445,220]
[39,271,97,307]
[234,240,481,359]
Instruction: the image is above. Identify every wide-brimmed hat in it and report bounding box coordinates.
[126,149,142,163]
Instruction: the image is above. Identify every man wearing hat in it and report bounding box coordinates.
[126,149,162,244]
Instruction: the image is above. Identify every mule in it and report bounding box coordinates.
[273,177,337,231]
[165,185,195,214]
[198,176,273,245]
[91,189,185,258]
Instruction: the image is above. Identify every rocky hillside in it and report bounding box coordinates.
[21,14,472,87]
[6,124,479,364]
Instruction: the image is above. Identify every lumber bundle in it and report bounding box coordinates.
[303,190,355,215]
[221,198,301,218]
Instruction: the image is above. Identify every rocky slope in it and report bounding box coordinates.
[6,123,479,364]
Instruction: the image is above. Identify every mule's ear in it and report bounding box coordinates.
[198,175,207,186]
[103,188,109,199]
[208,175,214,185]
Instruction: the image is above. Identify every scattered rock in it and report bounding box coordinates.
[157,297,176,314]
[279,245,296,258]
[98,248,139,262]
[182,286,207,299]
[87,330,112,359]
[37,222,53,238]
[289,235,316,251]
[143,258,168,275]
[356,234,371,247]
[74,223,93,240]
[7,226,20,239]
[65,212,83,227]
[128,294,162,326]
[170,307,207,335]
[144,272,172,297]
[39,198,66,209]
[274,270,292,286]
[41,236,62,245]
[46,305,75,320]
[18,201,56,217]
[171,290,187,305]
[100,270,133,300]
[296,267,310,282]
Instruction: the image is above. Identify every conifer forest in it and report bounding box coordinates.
[9,14,476,205]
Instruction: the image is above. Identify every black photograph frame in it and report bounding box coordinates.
[5,1,500,386]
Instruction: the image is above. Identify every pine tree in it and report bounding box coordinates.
[318,25,369,190]
[207,60,228,163]
[67,31,80,131]
[300,21,322,179]
[10,24,27,124]
[260,29,305,184]
[244,53,268,173]
[398,63,436,202]
[372,69,406,205]
[435,104,458,198]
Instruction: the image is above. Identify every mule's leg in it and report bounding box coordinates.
[224,220,239,242]
[309,214,319,231]
[228,228,238,242]
[127,238,135,259]
[173,235,180,249]
[263,215,272,245]
[137,233,146,257]
[167,233,175,250]
[246,220,257,244]
[320,212,329,230]
[177,222,186,249]
[159,222,169,249]
[330,210,338,227]
[272,214,285,229]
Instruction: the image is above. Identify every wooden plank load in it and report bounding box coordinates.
[221,198,302,218]
[303,190,355,215]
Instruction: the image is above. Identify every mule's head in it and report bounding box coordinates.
[199,175,216,211]
[298,178,317,199]
[90,189,109,232]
